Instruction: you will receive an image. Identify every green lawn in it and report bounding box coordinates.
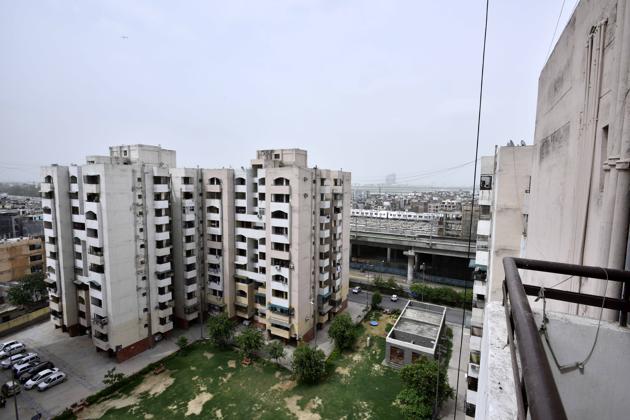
[73,331,403,419]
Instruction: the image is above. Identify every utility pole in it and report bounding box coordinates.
[434,344,443,420]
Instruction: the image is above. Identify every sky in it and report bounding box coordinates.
[0,0,578,186]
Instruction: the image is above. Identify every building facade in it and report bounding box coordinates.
[41,146,350,360]
[0,237,45,283]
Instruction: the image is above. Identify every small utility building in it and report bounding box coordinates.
[385,300,446,366]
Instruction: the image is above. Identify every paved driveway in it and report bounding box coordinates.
[0,320,199,420]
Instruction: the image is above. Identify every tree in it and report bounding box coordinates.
[396,357,453,419]
[102,367,125,385]
[176,335,189,349]
[386,277,399,291]
[292,345,326,384]
[267,341,286,365]
[236,327,264,359]
[206,313,235,348]
[371,291,382,309]
[7,273,47,308]
[328,313,357,351]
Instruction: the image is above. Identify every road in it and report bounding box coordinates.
[347,288,471,327]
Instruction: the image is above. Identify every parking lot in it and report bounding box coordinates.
[0,320,199,419]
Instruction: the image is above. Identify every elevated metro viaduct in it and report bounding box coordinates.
[350,230,476,286]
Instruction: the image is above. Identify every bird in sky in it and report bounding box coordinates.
[121,35,128,39]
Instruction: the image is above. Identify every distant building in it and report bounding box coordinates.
[0,237,45,283]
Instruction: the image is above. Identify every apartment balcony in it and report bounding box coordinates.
[44,228,56,238]
[319,215,331,224]
[207,211,221,222]
[235,254,248,265]
[269,325,291,339]
[93,336,109,351]
[270,249,290,261]
[333,200,343,208]
[207,226,221,236]
[318,313,329,324]
[235,184,247,193]
[154,184,169,193]
[269,202,290,214]
[319,271,329,281]
[208,254,222,264]
[269,185,291,196]
[270,296,289,308]
[475,250,489,268]
[156,262,171,273]
[185,310,198,321]
[235,268,265,283]
[91,304,106,318]
[332,289,343,301]
[155,215,170,225]
[157,277,172,288]
[319,301,332,314]
[271,265,290,278]
[184,255,196,265]
[185,296,198,307]
[157,292,173,303]
[334,224,343,235]
[183,227,195,237]
[208,294,224,306]
[86,235,102,248]
[156,322,173,334]
[320,200,331,209]
[157,306,173,318]
[156,246,170,257]
[270,279,289,293]
[185,282,198,293]
[83,183,100,194]
[183,199,195,208]
[154,200,169,209]
[49,299,61,313]
[319,243,330,253]
[183,212,195,222]
[71,213,85,224]
[184,269,197,279]
[206,198,222,209]
[471,307,483,336]
[69,182,79,193]
[74,229,87,242]
[318,286,331,297]
[320,185,331,194]
[319,258,330,268]
[42,212,54,223]
[482,258,630,420]
[180,184,194,193]
[479,189,492,206]
[235,199,247,208]
[236,227,265,240]
[155,231,170,241]
[332,185,343,194]
[40,181,54,193]
[271,233,289,244]
[206,184,221,193]
[41,197,54,209]
[320,229,330,239]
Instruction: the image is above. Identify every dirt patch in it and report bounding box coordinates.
[77,395,139,419]
[204,352,214,360]
[78,370,175,419]
[351,353,364,363]
[271,378,297,392]
[227,360,236,368]
[335,366,351,376]
[185,392,214,416]
[371,364,384,376]
[284,396,321,420]
[355,401,372,419]
[190,366,197,371]
[134,370,175,397]
[219,372,233,384]
[215,408,223,419]
[144,414,154,419]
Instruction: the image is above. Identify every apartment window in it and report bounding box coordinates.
[274,153,280,159]
[600,125,609,193]
[480,175,492,190]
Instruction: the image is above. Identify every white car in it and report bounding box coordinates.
[0,340,20,352]
[25,368,59,390]
[13,354,40,375]
[352,286,361,294]
[0,351,31,369]
[390,294,399,302]
[0,343,25,359]
[37,371,66,391]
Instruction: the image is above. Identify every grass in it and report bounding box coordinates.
[65,323,403,419]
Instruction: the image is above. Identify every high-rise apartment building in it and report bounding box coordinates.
[41,146,350,361]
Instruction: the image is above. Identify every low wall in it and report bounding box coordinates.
[0,306,50,337]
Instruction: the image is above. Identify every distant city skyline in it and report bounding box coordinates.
[1,1,577,185]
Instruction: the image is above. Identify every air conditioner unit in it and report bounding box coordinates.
[289,263,295,270]
[275,265,281,271]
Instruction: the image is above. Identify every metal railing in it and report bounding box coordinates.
[502,257,630,420]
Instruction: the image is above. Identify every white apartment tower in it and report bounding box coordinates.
[42,146,351,360]
[42,145,177,362]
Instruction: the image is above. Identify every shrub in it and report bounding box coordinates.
[102,367,125,386]
[236,327,264,359]
[397,357,453,419]
[266,341,285,365]
[328,313,357,351]
[371,291,382,309]
[176,335,189,349]
[207,313,235,348]
[292,345,326,384]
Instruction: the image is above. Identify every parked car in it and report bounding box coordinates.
[352,286,361,294]
[19,361,55,384]
[12,354,39,373]
[1,381,21,397]
[0,343,25,359]
[390,294,399,302]
[0,340,20,352]
[37,371,66,392]
[24,368,59,390]
[0,352,31,369]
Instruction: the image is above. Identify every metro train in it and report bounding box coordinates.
[350,209,449,221]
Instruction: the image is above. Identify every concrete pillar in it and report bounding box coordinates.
[386,247,392,263]
[407,254,414,283]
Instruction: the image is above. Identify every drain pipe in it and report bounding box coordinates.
[609,0,630,325]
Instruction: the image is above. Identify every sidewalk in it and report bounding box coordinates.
[350,269,466,292]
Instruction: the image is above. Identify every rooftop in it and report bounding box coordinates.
[386,300,446,353]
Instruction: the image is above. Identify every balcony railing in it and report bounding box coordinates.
[502,257,630,420]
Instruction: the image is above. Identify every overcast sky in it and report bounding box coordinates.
[0,0,577,186]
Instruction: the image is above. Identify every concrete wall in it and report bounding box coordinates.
[525,0,628,319]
